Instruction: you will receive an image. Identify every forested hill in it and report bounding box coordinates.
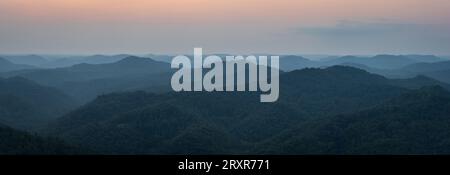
[261,86,450,154]
[0,124,84,155]
[44,66,450,154]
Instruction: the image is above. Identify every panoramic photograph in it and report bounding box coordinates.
[1,0,450,173]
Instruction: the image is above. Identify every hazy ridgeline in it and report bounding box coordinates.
[1,54,450,154]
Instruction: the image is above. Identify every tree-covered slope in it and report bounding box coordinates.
[262,86,450,154]
[46,66,422,154]
[0,124,84,155]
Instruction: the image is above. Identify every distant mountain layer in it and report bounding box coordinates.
[401,61,450,73]
[0,77,78,130]
[1,56,173,102]
[2,54,447,70]
[406,55,446,63]
[0,57,35,72]
[1,54,131,68]
[279,55,318,71]
[317,55,423,70]
[45,66,450,154]
[336,59,450,84]
[424,69,450,85]
[235,54,431,71]
[42,54,131,68]
[141,53,449,76]
[389,61,450,84]
[1,55,48,67]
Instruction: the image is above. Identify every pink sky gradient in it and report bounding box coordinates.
[1,0,449,54]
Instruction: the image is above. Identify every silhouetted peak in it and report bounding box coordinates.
[340,55,360,59]
[286,65,368,75]
[372,54,411,60]
[117,56,155,64]
[281,55,309,61]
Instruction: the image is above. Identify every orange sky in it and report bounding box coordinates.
[0,0,449,54]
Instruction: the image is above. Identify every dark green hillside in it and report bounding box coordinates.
[262,86,450,154]
[0,124,83,155]
[47,66,426,154]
